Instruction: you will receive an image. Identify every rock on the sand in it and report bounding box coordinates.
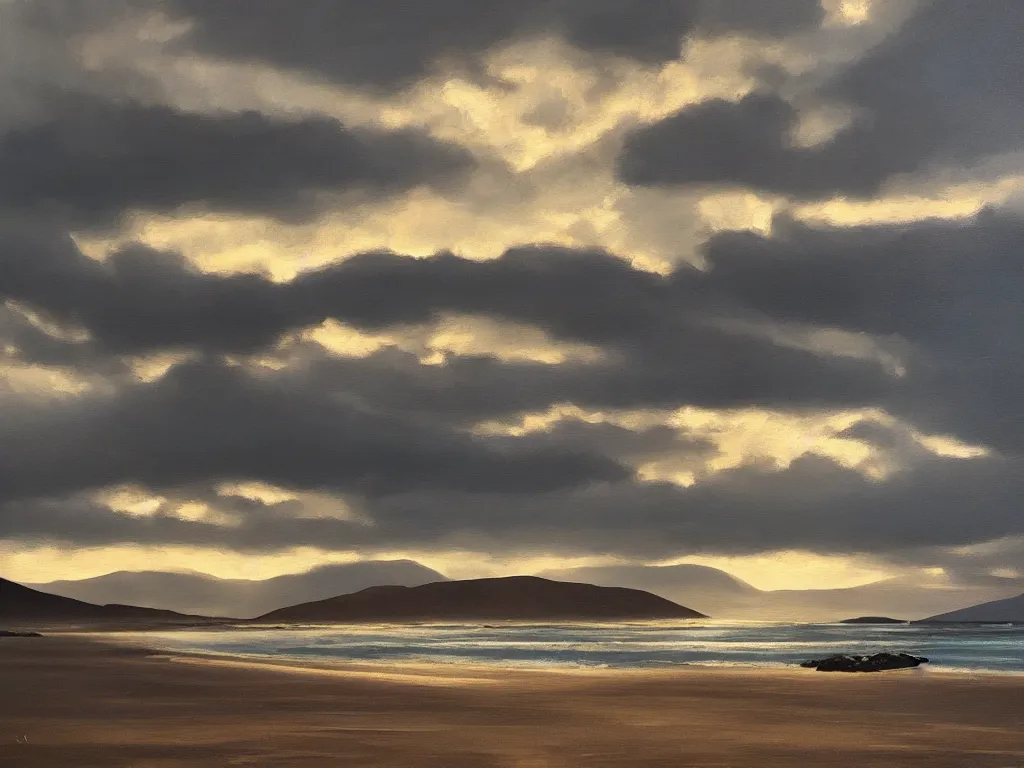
[0,630,43,637]
[800,652,928,672]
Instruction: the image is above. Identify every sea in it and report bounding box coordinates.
[133,621,1024,674]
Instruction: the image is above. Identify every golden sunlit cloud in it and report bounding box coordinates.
[217,482,367,524]
[712,317,909,378]
[298,314,606,366]
[697,192,778,236]
[790,103,858,148]
[95,485,164,517]
[473,403,989,485]
[0,361,101,398]
[128,351,197,383]
[915,435,989,460]
[92,485,244,527]
[215,481,300,506]
[301,320,394,359]
[71,21,801,277]
[67,1,978,287]
[4,300,91,343]
[826,0,876,27]
[794,175,1024,227]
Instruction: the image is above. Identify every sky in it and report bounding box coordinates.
[2,0,1024,592]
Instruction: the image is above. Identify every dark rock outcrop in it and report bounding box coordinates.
[800,652,928,672]
[0,630,43,637]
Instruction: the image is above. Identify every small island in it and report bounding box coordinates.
[839,616,906,624]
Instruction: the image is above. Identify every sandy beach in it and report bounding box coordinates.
[0,636,1021,767]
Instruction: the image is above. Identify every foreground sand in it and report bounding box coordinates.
[2,636,1023,767]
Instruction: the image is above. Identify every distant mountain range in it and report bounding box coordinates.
[921,593,1024,623]
[539,564,1024,622]
[751,576,1022,623]
[28,560,447,619]
[23,560,1024,623]
[257,576,707,622]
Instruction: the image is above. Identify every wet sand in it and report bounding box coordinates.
[1,635,1023,767]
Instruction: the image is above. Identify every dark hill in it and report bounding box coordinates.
[920,593,1024,623]
[0,577,219,625]
[1,577,112,621]
[257,575,708,622]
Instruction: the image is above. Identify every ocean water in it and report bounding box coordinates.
[135,622,1024,674]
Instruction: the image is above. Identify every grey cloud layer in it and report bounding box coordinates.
[0,219,892,417]
[0,357,629,503]
[6,435,1024,566]
[5,205,1024,560]
[3,0,1023,573]
[6,206,1024,451]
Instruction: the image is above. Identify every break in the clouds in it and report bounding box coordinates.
[2,0,1024,588]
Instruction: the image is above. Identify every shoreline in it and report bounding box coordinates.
[3,634,1023,766]
[74,627,1024,682]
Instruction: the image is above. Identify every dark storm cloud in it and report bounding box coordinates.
[694,0,823,38]
[0,218,298,356]
[0,303,120,376]
[699,208,1024,453]
[488,419,715,466]
[162,0,823,92]
[6,441,1024,561]
[0,357,629,504]
[0,98,472,225]
[0,222,805,361]
[0,0,156,131]
[617,91,932,199]
[293,340,885,425]
[355,453,1024,558]
[618,0,1024,198]
[832,0,1024,164]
